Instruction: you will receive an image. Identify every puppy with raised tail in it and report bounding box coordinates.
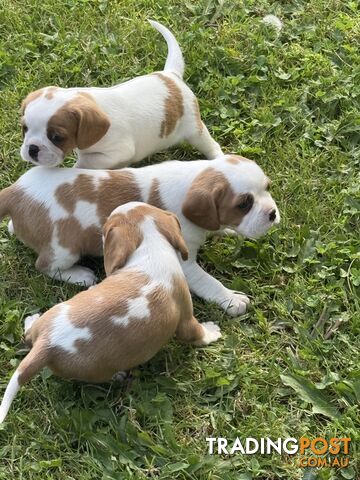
[20,20,222,169]
[0,202,221,423]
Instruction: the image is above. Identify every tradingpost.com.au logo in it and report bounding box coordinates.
[206,437,351,468]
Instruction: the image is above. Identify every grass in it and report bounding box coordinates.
[0,0,359,478]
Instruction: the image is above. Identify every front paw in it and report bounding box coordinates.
[200,322,222,345]
[221,291,250,316]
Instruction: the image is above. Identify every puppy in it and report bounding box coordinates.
[20,20,222,169]
[0,202,221,423]
[0,154,280,316]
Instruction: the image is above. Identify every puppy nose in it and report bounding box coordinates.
[28,144,39,159]
[269,209,276,222]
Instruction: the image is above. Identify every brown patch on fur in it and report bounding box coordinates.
[53,170,143,259]
[182,168,252,231]
[55,175,98,213]
[155,73,184,137]
[47,93,110,154]
[192,97,204,134]
[148,178,165,209]
[226,155,252,165]
[153,212,188,261]
[45,86,58,100]
[96,171,142,224]
[21,88,45,114]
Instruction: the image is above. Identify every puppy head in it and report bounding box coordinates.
[182,155,280,239]
[20,88,110,167]
[104,202,188,275]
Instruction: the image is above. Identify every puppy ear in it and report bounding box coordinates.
[73,94,110,150]
[155,213,189,261]
[103,219,143,276]
[182,169,226,231]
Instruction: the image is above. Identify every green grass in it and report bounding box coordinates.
[0,0,359,478]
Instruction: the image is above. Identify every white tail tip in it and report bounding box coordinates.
[0,370,20,424]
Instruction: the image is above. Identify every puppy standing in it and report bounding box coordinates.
[20,20,222,168]
[0,203,221,423]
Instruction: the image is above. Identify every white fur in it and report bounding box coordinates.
[49,304,91,353]
[0,370,20,423]
[7,156,280,315]
[20,22,222,169]
[200,322,222,345]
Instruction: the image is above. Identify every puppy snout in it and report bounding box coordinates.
[269,208,277,222]
[28,144,39,159]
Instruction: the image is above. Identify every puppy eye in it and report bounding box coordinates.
[49,133,64,145]
[22,125,28,136]
[265,182,271,191]
[237,194,254,210]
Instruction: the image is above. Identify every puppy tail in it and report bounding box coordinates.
[148,19,185,78]
[0,343,47,423]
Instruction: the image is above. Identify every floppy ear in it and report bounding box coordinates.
[73,95,110,150]
[182,184,220,230]
[155,213,189,261]
[103,220,143,276]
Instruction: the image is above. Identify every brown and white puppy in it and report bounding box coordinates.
[20,20,222,169]
[0,154,280,316]
[0,202,221,423]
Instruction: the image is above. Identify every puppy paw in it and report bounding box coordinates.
[200,322,222,345]
[51,266,97,286]
[24,313,40,334]
[221,292,250,316]
[112,371,128,383]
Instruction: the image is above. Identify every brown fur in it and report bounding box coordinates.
[155,73,184,137]
[226,155,252,165]
[192,97,204,134]
[103,215,144,276]
[47,93,110,154]
[182,167,251,231]
[45,87,58,100]
[53,171,143,263]
[148,178,165,209]
[109,205,189,261]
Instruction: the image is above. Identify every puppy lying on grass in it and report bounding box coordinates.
[0,155,280,316]
[0,202,221,423]
[20,20,222,169]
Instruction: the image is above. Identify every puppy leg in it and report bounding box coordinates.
[176,316,222,346]
[186,123,223,159]
[182,261,250,317]
[36,251,97,287]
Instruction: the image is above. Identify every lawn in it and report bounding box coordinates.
[0,0,359,479]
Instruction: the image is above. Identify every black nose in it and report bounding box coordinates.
[28,144,39,159]
[269,209,276,222]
